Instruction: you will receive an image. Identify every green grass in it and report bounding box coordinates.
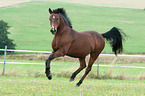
[0,76,145,96]
[0,59,145,78]
[0,59,145,95]
[0,1,145,54]
[0,1,145,95]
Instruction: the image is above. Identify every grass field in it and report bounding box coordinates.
[0,1,145,54]
[0,60,145,96]
[0,59,145,79]
[0,76,145,96]
[0,1,145,95]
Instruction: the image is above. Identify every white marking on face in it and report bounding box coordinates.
[52,25,54,29]
[53,16,55,19]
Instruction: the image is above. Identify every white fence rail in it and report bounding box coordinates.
[1,46,145,75]
[1,49,145,57]
[0,49,51,54]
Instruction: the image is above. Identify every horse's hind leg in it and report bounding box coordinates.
[76,53,99,87]
[69,58,86,82]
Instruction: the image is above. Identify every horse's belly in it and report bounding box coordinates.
[66,46,91,58]
[66,53,89,58]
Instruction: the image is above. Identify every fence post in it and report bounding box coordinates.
[2,46,7,75]
[97,58,99,76]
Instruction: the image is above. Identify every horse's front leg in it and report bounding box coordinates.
[45,54,54,80]
[45,49,65,80]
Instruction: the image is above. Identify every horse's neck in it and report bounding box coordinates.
[56,14,78,37]
[57,16,70,34]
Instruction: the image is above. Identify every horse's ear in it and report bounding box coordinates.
[49,8,52,14]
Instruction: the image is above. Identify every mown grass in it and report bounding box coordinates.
[0,1,145,53]
[0,76,145,96]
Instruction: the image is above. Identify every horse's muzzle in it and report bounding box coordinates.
[50,28,57,34]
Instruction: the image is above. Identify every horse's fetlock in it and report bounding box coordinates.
[83,65,86,68]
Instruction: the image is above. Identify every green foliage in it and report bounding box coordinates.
[0,20,15,54]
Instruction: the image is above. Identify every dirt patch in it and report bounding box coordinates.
[0,0,31,8]
[34,0,145,9]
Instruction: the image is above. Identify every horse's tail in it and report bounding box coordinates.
[101,27,126,56]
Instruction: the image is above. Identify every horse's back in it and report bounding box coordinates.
[66,30,105,58]
[80,31,105,50]
[80,31,103,40]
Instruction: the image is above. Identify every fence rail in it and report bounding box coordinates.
[0,61,145,69]
[1,49,145,57]
[1,46,145,75]
[0,49,51,54]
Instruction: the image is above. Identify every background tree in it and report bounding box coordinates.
[0,20,15,55]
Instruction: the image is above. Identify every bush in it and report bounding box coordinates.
[0,20,15,55]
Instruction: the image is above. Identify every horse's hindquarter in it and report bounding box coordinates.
[67,31,105,58]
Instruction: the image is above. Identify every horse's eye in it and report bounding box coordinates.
[57,18,58,20]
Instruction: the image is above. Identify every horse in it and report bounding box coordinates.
[45,8,126,87]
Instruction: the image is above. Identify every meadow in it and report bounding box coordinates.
[0,1,145,95]
[0,76,145,96]
[0,60,145,96]
[0,59,145,80]
[0,1,145,54]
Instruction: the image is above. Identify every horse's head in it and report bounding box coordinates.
[48,8,61,34]
[48,8,73,35]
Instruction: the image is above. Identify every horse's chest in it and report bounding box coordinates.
[52,41,60,51]
[52,37,66,51]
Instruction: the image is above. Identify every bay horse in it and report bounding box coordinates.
[45,8,125,87]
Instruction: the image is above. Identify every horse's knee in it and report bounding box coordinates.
[45,59,49,63]
[86,67,92,74]
[80,64,86,70]
[48,54,55,60]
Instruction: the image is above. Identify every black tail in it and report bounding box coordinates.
[102,27,126,55]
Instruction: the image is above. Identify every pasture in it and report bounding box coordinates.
[0,60,145,96]
[0,76,145,96]
[0,0,145,95]
[1,59,145,78]
[0,1,145,53]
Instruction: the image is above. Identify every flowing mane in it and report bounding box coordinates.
[52,8,73,28]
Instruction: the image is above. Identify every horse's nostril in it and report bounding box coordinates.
[50,29,57,34]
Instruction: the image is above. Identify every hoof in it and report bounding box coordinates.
[76,81,82,87]
[46,74,52,80]
[69,78,74,82]
[75,84,80,87]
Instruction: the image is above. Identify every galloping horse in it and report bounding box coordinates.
[45,8,125,86]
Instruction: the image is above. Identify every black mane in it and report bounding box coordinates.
[52,8,73,28]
